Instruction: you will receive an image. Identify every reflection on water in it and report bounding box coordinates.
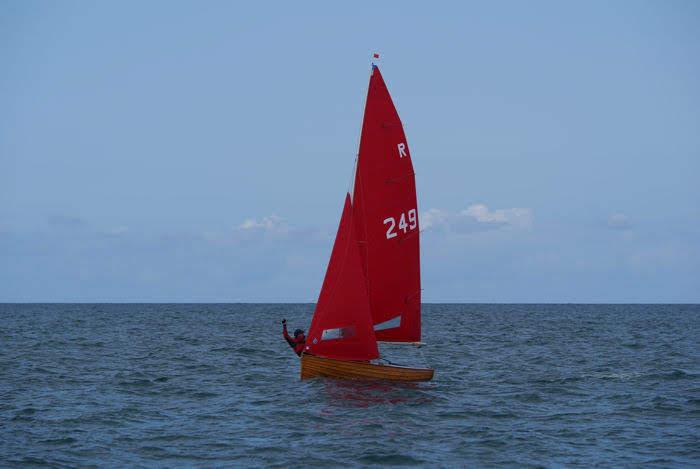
[317,379,436,408]
[306,379,438,446]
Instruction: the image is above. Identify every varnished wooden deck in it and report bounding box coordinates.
[300,353,434,381]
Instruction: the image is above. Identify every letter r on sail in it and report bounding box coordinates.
[397,142,407,158]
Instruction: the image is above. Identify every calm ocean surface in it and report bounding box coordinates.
[1,304,698,467]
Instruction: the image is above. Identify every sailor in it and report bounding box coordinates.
[282,319,305,357]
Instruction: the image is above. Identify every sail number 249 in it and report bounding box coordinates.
[384,209,417,239]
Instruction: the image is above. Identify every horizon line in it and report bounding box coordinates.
[1,301,698,305]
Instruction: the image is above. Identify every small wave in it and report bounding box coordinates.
[117,379,153,388]
[359,453,424,465]
[659,369,695,380]
[438,409,519,419]
[142,434,189,443]
[138,445,168,455]
[210,346,236,352]
[7,457,52,466]
[582,371,645,381]
[40,437,77,445]
[11,407,38,422]
[70,338,105,348]
[514,392,543,403]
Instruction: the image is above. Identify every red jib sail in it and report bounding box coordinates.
[352,65,421,342]
[306,194,379,361]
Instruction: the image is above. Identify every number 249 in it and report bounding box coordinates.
[384,209,417,239]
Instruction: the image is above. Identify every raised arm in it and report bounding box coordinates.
[282,319,295,348]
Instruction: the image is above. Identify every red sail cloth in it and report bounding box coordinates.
[306,194,379,361]
[352,65,421,342]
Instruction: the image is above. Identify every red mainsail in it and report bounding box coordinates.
[352,65,421,342]
[306,194,379,361]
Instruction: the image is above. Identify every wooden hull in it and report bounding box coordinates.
[300,353,434,381]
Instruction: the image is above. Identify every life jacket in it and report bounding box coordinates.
[293,334,305,356]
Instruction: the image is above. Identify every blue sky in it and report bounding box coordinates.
[1,1,698,302]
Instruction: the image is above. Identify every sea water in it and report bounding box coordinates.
[1,304,698,467]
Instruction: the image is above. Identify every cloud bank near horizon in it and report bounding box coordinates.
[1,206,698,303]
[421,204,533,233]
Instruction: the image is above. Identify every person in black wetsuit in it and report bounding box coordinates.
[282,319,305,357]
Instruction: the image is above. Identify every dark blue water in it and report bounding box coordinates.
[1,304,698,467]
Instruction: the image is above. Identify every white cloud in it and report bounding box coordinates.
[237,215,288,233]
[420,208,450,230]
[421,203,533,233]
[200,214,329,248]
[462,204,533,229]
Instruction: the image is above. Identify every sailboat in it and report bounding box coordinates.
[300,59,434,381]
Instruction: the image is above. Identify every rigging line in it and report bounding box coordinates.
[378,356,397,366]
[348,65,372,200]
[347,154,359,195]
